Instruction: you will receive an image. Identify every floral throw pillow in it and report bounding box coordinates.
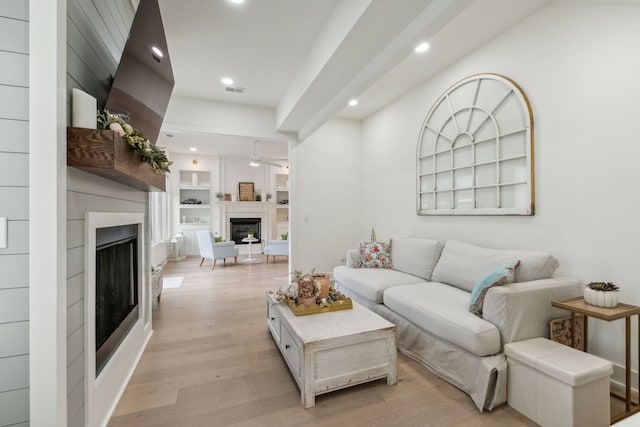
[469,260,520,317]
[359,240,392,269]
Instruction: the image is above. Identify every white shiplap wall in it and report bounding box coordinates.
[0,1,30,426]
[65,1,138,426]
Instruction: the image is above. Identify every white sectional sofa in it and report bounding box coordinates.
[333,238,581,411]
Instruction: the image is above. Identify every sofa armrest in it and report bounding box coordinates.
[483,276,581,347]
[346,249,359,268]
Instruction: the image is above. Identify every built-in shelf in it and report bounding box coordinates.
[67,127,166,192]
[275,173,289,226]
[179,204,211,209]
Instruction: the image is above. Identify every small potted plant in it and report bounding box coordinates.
[584,281,619,308]
[266,193,272,202]
[215,192,223,201]
[246,229,255,239]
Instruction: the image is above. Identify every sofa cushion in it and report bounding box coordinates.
[431,240,559,292]
[333,265,426,303]
[358,240,392,269]
[469,261,520,317]
[391,237,443,280]
[383,282,501,356]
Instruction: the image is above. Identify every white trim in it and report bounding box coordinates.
[29,0,68,425]
[85,212,151,427]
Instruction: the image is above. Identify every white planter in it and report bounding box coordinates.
[584,287,618,308]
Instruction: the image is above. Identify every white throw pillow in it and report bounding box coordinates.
[390,237,443,280]
[431,240,559,292]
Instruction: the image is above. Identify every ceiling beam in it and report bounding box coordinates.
[275,0,474,139]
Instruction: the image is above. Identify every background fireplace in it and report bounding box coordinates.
[95,224,139,376]
[230,217,261,244]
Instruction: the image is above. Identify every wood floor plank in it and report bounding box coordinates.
[109,255,534,426]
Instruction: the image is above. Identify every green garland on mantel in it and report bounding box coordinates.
[97,110,172,175]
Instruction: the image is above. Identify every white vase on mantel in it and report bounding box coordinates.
[584,287,618,308]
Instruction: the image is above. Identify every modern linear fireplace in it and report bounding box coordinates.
[95,224,139,376]
[230,217,261,244]
[85,212,151,427]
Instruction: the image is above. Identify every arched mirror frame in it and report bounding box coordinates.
[416,73,534,215]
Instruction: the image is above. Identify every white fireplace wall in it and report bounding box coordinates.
[67,170,151,426]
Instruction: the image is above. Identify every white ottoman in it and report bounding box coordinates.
[505,337,613,427]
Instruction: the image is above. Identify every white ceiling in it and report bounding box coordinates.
[157,0,551,157]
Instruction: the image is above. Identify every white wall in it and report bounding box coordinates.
[359,2,640,383]
[292,118,362,272]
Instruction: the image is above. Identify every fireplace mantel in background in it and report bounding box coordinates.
[214,201,276,244]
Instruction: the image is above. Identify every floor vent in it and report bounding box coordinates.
[224,86,246,94]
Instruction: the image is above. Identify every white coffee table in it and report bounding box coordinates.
[266,292,397,408]
[241,237,260,263]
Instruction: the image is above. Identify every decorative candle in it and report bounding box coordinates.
[72,88,97,129]
[191,172,198,186]
[316,274,330,299]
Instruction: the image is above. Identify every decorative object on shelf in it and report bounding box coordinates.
[96,109,172,174]
[180,198,202,204]
[224,193,231,201]
[266,193,272,201]
[191,172,198,186]
[239,182,255,201]
[584,281,619,308]
[278,199,289,205]
[72,88,97,128]
[216,192,224,200]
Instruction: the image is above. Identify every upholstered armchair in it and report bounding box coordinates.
[263,239,289,263]
[196,230,239,269]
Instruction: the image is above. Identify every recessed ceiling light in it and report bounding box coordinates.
[151,46,163,57]
[348,99,358,107]
[229,0,245,4]
[414,42,430,53]
[190,147,197,152]
[221,77,234,85]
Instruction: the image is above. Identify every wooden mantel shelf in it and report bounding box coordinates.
[67,127,166,192]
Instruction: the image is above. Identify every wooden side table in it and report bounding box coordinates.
[551,296,640,423]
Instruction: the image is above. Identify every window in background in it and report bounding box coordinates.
[150,191,171,244]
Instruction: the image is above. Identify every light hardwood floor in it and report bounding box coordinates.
[109,256,535,426]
